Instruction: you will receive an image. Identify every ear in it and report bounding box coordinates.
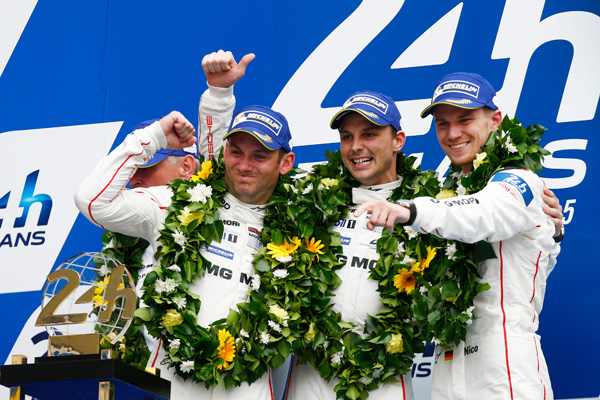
[278,152,295,175]
[180,155,197,180]
[490,110,502,131]
[392,130,406,153]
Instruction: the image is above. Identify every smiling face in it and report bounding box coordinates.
[432,104,502,173]
[223,132,294,205]
[338,112,405,186]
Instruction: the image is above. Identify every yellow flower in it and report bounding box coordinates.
[321,178,339,188]
[393,265,419,294]
[305,237,325,261]
[93,277,123,308]
[267,237,301,259]
[161,309,184,326]
[191,161,213,182]
[436,189,457,200]
[418,246,437,272]
[473,152,488,170]
[177,206,205,226]
[216,329,236,370]
[304,322,316,342]
[385,333,404,354]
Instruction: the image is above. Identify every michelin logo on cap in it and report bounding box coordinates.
[433,80,480,101]
[344,94,390,115]
[232,111,282,136]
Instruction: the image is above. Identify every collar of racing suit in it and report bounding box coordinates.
[223,192,267,225]
[352,176,404,205]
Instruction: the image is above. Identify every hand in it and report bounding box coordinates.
[159,111,197,150]
[202,49,255,88]
[354,200,410,233]
[542,186,564,237]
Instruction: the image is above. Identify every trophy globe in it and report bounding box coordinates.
[38,252,137,353]
[3,252,169,399]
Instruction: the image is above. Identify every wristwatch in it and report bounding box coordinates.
[554,226,565,243]
[397,200,417,226]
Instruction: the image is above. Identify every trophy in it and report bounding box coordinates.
[0,252,170,400]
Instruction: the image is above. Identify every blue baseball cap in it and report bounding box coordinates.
[330,90,402,131]
[224,106,293,153]
[134,118,199,168]
[420,72,499,118]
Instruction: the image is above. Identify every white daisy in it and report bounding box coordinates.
[273,269,289,279]
[394,241,405,258]
[180,360,194,373]
[260,331,271,345]
[169,339,181,350]
[330,351,343,365]
[173,296,187,309]
[163,278,178,292]
[268,320,282,333]
[173,230,187,247]
[187,184,212,203]
[445,243,457,261]
[404,226,418,239]
[359,376,373,385]
[167,265,181,272]
[505,140,518,154]
[154,280,167,294]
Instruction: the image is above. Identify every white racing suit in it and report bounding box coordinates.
[286,180,413,400]
[74,85,273,400]
[406,168,559,400]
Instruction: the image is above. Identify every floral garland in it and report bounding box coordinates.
[137,153,300,389]
[95,231,151,370]
[121,116,546,397]
[252,150,486,400]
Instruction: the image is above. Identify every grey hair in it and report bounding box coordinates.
[165,155,201,172]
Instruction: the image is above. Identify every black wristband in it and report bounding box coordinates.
[397,201,417,226]
[554,227,565,243]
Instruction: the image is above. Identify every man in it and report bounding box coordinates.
[75,50,294,400]
[355,72,559,399]
[285,90,415,400]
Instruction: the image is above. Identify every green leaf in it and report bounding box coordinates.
[345,384,361,400]
[256,258,271,273]
[134,307,151,321]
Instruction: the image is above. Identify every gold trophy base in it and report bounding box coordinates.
[48,333,100,356]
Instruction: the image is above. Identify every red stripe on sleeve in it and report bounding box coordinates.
[88,151,144,227]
